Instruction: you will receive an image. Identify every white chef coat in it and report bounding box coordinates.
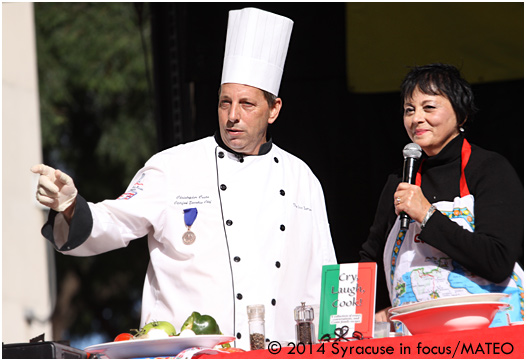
[52,135,337,350]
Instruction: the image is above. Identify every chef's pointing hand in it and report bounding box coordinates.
[30,164,78,215]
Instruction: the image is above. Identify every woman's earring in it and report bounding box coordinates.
[459,126,465,133]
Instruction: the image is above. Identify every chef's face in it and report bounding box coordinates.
[218,83,281,155]
[403,87,460,156]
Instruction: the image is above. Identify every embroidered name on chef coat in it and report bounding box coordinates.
[174,194,213,206]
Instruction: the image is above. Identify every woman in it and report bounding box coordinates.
[360,63,524,328]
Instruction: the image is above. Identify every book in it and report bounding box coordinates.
[318,262,377,340]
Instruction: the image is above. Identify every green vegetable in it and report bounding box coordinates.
[180,311,221,335]
[135,320,177,338]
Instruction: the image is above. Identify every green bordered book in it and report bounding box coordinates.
[318,262,377,340]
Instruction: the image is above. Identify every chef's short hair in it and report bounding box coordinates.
[218,85,278,109]
[262,90,278,108]
[400,63,477,127]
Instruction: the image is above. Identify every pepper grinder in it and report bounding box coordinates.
[247,304,265,350]
[294,302,316,344]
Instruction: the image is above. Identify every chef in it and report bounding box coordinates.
[31,7,337,350]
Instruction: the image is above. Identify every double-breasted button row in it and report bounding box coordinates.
[279,188,286,233]
[219,151,279,162]
[218,149,245,162]
[224,222,284,231]
[232,257,279,267]
[222,152,282,343]
[222,185,283,193]
[235,294,278,302]
[224,219,283,231]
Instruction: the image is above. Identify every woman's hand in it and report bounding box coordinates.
[375,307,391,322]
[393,183,432,223]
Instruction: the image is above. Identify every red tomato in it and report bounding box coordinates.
[114,333,134,342]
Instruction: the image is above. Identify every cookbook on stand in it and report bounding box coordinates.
[318,262,377,340]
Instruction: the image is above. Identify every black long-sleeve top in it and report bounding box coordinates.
[360,134,524,310]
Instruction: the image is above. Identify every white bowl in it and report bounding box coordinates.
[389,302,508,335]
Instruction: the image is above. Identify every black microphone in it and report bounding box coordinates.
[400,143,422,230]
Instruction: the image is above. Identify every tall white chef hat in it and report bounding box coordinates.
[221,7,294,97]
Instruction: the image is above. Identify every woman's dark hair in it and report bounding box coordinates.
[400,63,478,127]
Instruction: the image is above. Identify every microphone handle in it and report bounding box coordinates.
[400,157,418,230]
[402,157,418,184]
[400,212,411,230]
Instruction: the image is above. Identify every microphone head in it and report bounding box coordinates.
[403,143,422,159]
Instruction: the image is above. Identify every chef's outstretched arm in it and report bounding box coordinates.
[30,164,78,223]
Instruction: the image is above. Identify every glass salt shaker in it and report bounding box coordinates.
[247,304,266,350]
[294,302,316,344]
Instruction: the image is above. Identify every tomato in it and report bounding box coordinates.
[114,333,134,342]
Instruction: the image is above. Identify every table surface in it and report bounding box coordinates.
[196,324,524,359]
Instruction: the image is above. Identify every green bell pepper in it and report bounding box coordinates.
[180,311,221,335]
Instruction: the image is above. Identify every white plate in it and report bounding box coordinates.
[84,335,235,359]
[388,293,510,315]
[389,301,508,335]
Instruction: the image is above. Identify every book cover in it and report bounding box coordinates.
[318,262,377,339]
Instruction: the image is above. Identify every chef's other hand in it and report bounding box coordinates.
[31,164,78,213]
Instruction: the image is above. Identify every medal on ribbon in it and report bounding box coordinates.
[182,208,198,245]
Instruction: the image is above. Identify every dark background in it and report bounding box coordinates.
[150,2,524,265]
